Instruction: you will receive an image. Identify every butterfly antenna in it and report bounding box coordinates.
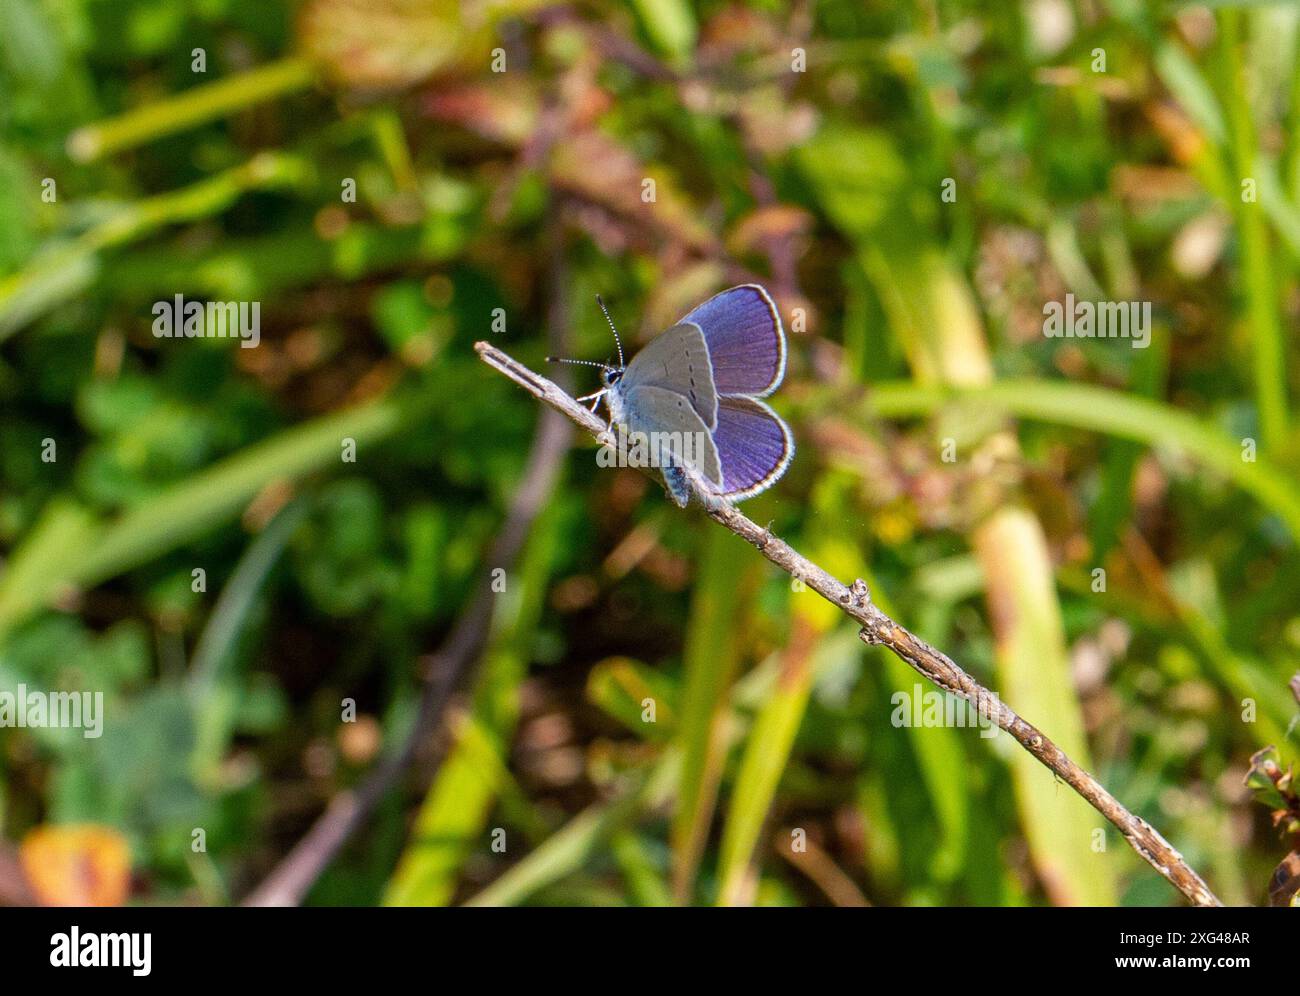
[545,356,614,370]
[595,294,625,368]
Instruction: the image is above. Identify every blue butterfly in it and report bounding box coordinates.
[554,285,794,507]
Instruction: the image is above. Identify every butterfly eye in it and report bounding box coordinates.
[603,369,623,387]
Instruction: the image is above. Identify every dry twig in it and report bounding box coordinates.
[476,339,1224,908]
[241,252,574,907]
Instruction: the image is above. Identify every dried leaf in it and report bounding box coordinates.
[20,824,131,907]
[301,0,552,91]
[424,81,541,145]
[727,204,813,257]
[1268,851,1300,907]
[549,130,716,253]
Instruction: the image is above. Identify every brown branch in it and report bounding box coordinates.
[240,257,574,908]
[243,408,570,907]
[772,828,871,908]
[475,340,1224,908]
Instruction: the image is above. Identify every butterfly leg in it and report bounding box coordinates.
[575,388,607,414]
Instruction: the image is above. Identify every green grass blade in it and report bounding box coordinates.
[65,56,316,163]
[0,394,427,641]
[714,511,864,905]
[611,830,672,907]
[0,152,309,340]
[670,526,754,902]
[462,763,669,907]
[974,509,1116,905]
[383,505,561,906]
[715,617,820,906]
[866,379,1300,540]
[1220,9,1290,451]
[188,496,310,699]
[586,655,679,740]
[627,0,697,60]
[188,497,311,782]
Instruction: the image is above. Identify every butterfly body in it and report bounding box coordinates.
[595,285,794,508]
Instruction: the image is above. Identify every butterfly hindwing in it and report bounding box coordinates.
[618,383,723,489]
[702,395,794,500]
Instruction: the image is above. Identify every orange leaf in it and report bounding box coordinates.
[20,824,131,907]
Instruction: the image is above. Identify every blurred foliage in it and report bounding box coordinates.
[1,0,1299,908]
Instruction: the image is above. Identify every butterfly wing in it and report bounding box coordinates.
[619,322,718,429]
[700,395,794,500]
[612,285,792,505]
[616,383,723,489]
[677,284,785,397]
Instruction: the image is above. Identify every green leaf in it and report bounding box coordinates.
[1154,42,1227,147]
[0,394,430,642]
[586,656,679,740]
[865,379,1300,541]
[670,527,754,902]
[627,0,697,60]
[462,767,663,907]
[383,504,561,906]
[975,509,1116,905]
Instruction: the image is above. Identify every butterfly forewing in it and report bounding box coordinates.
[677,284,785,397]
[620,322,718,429]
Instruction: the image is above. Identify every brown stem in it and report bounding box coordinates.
[239,253,573,908]
[475,340,1224,908]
